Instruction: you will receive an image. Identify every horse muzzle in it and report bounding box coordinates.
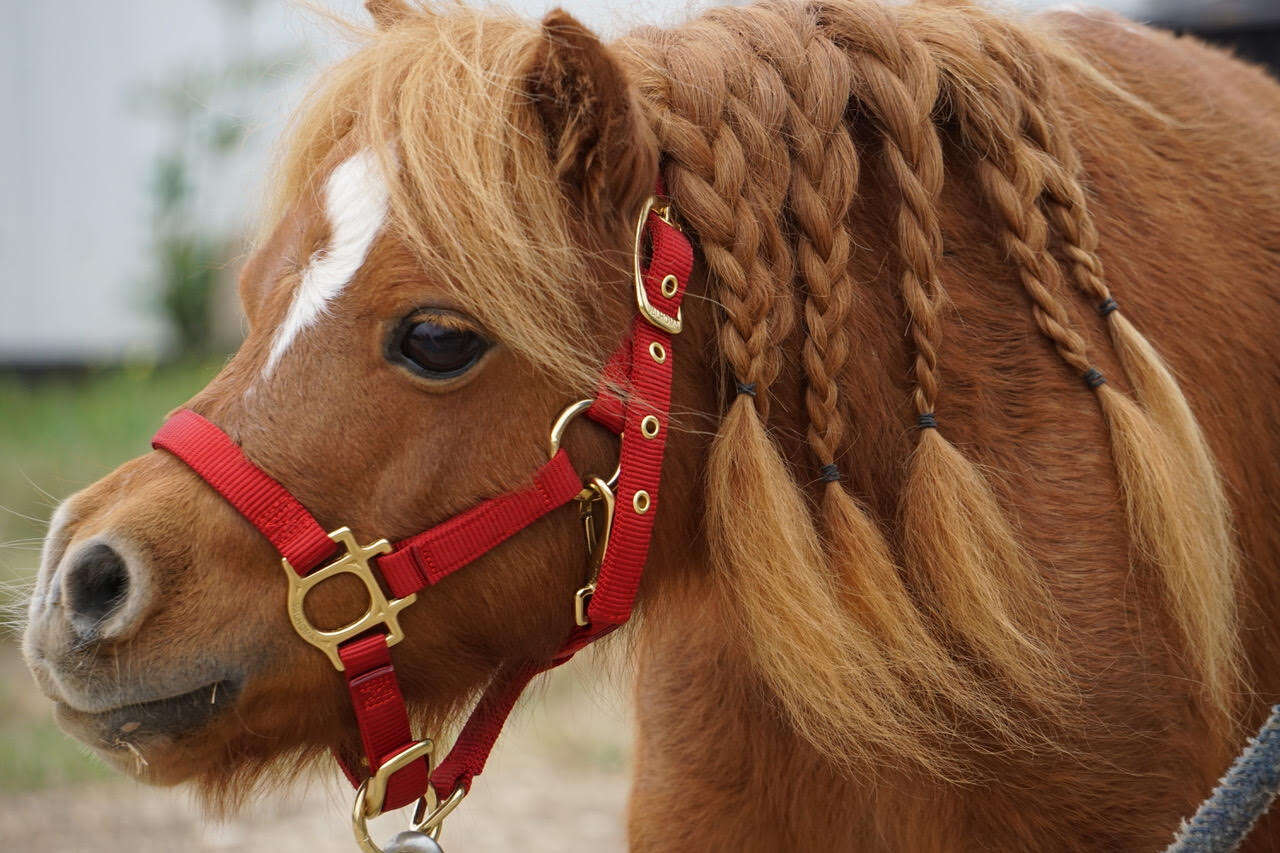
[22,486,251,775]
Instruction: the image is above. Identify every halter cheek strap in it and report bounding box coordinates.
[151,193,691,841]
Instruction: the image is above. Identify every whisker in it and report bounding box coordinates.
[16,466,62,505]
[0,503,51,526]
[120,739,150,772]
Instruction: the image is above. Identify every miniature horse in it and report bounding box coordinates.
[22,0,1280,849]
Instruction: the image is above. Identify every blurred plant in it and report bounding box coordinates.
[133,0,307,356]
[149,154,225,354]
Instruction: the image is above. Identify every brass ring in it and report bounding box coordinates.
[548,399,621,490]
[640,415,661,439]
[660,274,679,298]
[633,490,651,514]
[648,341,667,364]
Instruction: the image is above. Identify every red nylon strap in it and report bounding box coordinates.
[430,624,615,795]
[429,661,541,795]
[586,341,629,435]
[589,209,689,624]
[377,449,583,598]
[340,633,429,811]
[429,205,691,796]
[152,410,336,573]
[152,411,426,812]
[148,194,693,814]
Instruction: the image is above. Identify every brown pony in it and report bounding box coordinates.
[21,0,1280,848]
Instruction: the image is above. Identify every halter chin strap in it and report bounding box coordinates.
[151,192,691,843]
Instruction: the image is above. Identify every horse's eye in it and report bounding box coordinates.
[395,318,489,379]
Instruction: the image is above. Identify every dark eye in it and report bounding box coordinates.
[393,316,489,379]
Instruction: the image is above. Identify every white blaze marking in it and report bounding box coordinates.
[262,149,390,377]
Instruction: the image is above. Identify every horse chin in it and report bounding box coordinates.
[51,678,243,785]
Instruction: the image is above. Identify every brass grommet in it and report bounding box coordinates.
[632,490,651,514]
[648,341,667,363]
[640,415,661,439]
[660,274,679,298]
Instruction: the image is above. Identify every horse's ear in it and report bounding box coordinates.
[526,9,657,224]
[365,0,411,29]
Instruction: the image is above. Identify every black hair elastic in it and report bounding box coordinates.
[917,412,938,430]
[1083,367,1107,389]
[1098,297,1119,317]
[735,380,757,398]
[818,463,842,483]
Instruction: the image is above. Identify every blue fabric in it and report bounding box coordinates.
[1167,705,1280,853]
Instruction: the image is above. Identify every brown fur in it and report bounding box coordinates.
[21,1,1280,849]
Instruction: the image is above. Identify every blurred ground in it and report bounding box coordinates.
[0,361,633,852]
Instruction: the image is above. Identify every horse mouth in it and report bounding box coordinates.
[54,678,241,752]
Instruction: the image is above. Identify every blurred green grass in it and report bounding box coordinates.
[0,358,225,791]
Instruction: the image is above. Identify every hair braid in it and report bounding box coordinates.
[783,39,859,465]
[630,29,777,402]
[724,4,859,464]
[715,55,797,411]
[913,5,1241,724]
[973,154,1096,376]
[817,1,1073,714]
[762,2,1048,749]
[624,23,941,771]
[845,41,948,417]
[1029,73,1241,726]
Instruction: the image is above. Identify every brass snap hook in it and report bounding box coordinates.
[574,476,615,626]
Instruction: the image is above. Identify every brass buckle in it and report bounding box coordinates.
[574,476,615,626]
[351,739,438,852]
[633,195,683,334]
[282,527,416,671]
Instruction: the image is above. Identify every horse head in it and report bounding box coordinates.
[22,6,706,805]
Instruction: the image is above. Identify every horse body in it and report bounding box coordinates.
[21,1,1280,849]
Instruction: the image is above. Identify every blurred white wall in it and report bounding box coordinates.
[0,0,353,363]
[0,0,1143,364]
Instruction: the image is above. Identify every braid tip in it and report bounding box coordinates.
[818,463,842,483]
[1083,367,1107,390]
[917,412,938,430]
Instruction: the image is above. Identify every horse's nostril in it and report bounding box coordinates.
[64,543,131,639]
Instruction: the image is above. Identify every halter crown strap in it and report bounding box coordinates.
[426,200,691,796]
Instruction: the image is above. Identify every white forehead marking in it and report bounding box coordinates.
[261,149,390,378]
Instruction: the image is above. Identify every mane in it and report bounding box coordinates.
[265,0,1242,780]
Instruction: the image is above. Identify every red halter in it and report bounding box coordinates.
[150,195,690,842]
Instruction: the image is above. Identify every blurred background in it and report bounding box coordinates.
[0,0,1275,850]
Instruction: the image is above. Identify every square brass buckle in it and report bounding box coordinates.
[282,527,417,671]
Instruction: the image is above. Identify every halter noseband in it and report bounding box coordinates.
[151,193,691,850]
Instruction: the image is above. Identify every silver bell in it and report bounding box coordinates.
[383,830,444,853]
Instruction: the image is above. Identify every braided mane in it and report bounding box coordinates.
[267,0,1241,778]
[622,0,1240,775]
